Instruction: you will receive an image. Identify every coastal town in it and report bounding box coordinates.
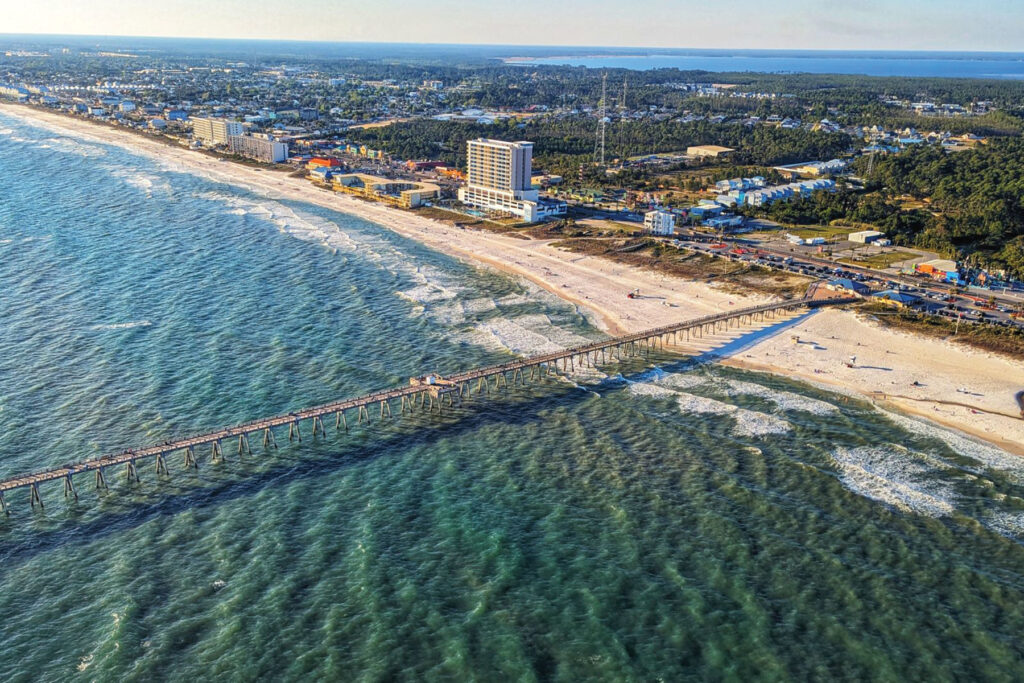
[3,42,1022,336]
[4,3,1024,677]
[3,38,1024,441]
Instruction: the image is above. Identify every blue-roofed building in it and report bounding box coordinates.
[873,290,918,308]
[689,204,724,219]
[308,166,335,182]
[704,215,745,230]
[826,278,871,296]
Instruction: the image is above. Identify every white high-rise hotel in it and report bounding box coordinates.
[458,139,562,222]
[191,117,243,146]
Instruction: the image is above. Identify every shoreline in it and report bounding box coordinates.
[3,102,1022,456]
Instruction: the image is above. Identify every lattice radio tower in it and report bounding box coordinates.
[593,72,608,166]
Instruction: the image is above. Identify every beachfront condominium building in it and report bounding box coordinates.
[459,138,562,223]
[644,210,676,236]
[191,117,243,146]
[228,134,289,163]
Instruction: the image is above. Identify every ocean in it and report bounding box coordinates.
[2,110,1024,680]
[507,50,1024,79]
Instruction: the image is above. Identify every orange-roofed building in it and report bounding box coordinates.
[308,157,343,168]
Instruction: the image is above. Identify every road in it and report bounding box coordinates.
[667,233,1024,329]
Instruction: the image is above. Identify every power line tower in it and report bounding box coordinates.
[593,72,607,167]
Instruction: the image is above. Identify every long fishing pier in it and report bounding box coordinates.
[0,297,854,514]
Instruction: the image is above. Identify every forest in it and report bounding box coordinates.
[864,141,1024,276]
[740,140,1024,277]
[347,117,852,175]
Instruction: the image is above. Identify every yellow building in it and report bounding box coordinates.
[687,145,735,159]
[329,173,439,208]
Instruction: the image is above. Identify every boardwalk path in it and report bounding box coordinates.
[0,297,853,513]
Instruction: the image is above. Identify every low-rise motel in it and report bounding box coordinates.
[306,162,439,209]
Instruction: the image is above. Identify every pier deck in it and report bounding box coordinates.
[0,297,853,513]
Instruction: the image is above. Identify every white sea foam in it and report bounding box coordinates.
[77,654,94,672]
[830,446,956,517]
[202,192,363,254]
[470,317,571,356]
[627,382,680,399]
[982,511,1024,539]
[675,392,792,436]
[198,183,597,360]
[36,136,106,158]
[398,282,462,306]
[659,372,712,391]
[876,408,1024,478]
[723,379,840,416]
[0,127,13,136]
[629,378,791,436]
[103,165,172,196]
[90,320,152,331]
[460,297,498,316]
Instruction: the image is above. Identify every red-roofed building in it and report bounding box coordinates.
[308,157,343,169]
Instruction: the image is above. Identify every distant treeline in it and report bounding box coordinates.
[347,117,851,172]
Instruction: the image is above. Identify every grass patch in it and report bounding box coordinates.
[412,206,520,234]
[552,237,812,298]
[786,225,854,240]
[860,303,1024,358]
[839,251,912,269]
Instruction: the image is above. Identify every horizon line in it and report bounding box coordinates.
[1,32,1022,56]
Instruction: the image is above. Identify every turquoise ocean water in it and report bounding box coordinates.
[2,111,1024,680]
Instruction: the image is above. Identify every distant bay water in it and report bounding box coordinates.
[3,110,1024,679]
[506,50,1024,79]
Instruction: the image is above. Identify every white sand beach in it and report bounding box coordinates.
[4,102,1022,454]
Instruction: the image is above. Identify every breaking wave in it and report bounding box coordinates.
[830,446,957,517]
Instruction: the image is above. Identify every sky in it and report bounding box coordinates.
[1,0,1022,52]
